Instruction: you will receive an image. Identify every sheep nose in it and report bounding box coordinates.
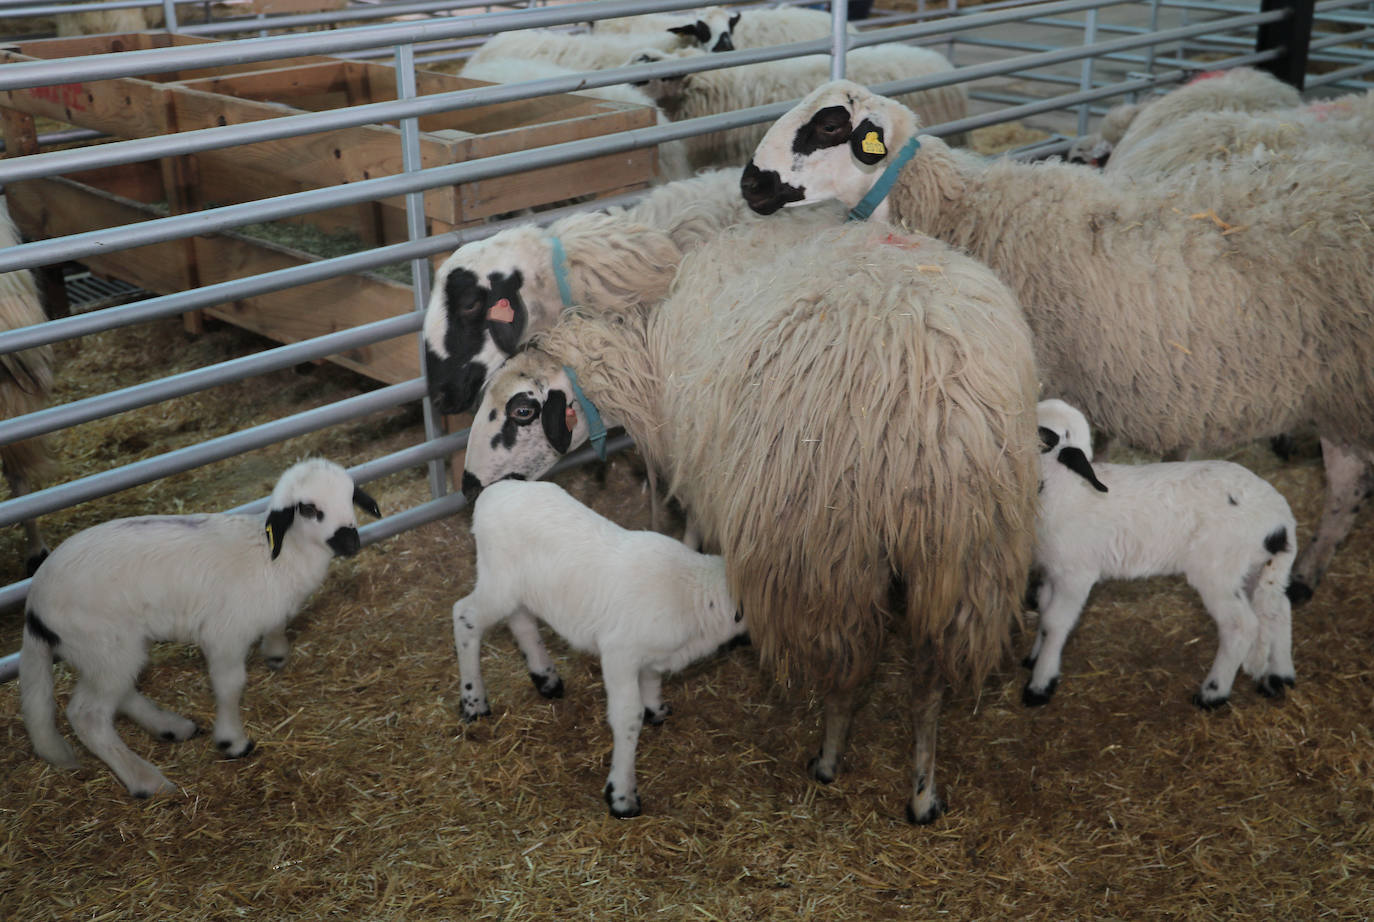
[461,471,484,504]
[713,34,733,51]
[740,162,802,215]
[328,526,361,557]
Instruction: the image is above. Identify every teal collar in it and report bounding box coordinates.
[847,136,921,222]
[563,364,607,460]
[550,236,575,308]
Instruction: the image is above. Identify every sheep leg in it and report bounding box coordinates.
[1289,440,1373,603]
[507,609,563,700]
[3,465,49,575]
[1190,580,1259,709]
[204,646,255,758]
[67,677,176,798]
[118,690,199,742]
[807,689,857,784]
[1023,572,1094,706]
[600,653,644,819]
[451,595,495,721]
[907,654,946,825]
[639,668,669,725]
[1252,562,1297,698]
[259,627,290,671]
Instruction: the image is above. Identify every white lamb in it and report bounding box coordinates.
[19,458,381,798]
[453,479,745,818]
[592,5,741,52]
[1025,399,1297,709]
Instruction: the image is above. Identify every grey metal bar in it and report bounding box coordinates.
[1304,58,1374,84]
[830,0,848,80]
[181,0,554,35]
[1077,6,1099,136]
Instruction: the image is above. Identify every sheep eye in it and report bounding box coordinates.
[510,405,537,422]
[296,502,323,521]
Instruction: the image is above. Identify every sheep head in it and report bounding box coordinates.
[1036,399,1108,494]
[667,6,739,52]
[741,80,920,218]
[264,458,382,560]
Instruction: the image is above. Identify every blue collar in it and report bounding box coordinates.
[563,364,608,460]
[550,236,575,308]
[847,136,921,222]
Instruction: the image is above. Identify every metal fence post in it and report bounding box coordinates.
[1256,0,1316,89]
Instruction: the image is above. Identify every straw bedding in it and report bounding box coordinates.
[1,313,1371,920]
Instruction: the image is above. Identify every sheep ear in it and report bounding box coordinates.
[1038,426,1060,453]
[353,486,381,519]
[265,506,296,560]
[1057,447,1108,492]
[850,118,888,165]
[541,388,573,454]
[728,12,740,29]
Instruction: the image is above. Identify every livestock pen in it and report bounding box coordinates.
[0,1,1371,918]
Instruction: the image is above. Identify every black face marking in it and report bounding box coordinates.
[327,526,361,557]
[296,502,324,522]
[741,161,806,215]
[493,393,542,450]
[1038,426,1060,453]
[711,31,733,51]
[791,105,853,156]
[425,268,529,414]
[488,410,497,422]
[1228,494,1239,506]
[461,471,483,504]
[670,20,711,44]
[541,388,572,454]
[25,609,60,649]
[1057,447,1108,492]
[1264,526,1290,556]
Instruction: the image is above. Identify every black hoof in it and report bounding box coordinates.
[461,704,492,723]
[1285,580,1313,606]
[160,731,178,742]
[644,704,671,726]
[806,755,836,784]
[604,782,641,819]
[1021,653,1037,670]
[265,656,287,671]
[25,549,49,578]
[132,790,152,800]
[906,795,947,825]
[1022,678,1056,707]
[1257,674,1296,698]
[530,673,564,699]
[1192,692,1229,711]
[217,738,256,759]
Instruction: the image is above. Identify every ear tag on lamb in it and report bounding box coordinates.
[565,404,578,432]
[487,298,515,324]
[861,131,886,157]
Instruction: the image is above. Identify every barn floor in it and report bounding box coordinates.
[0,306,1370,921]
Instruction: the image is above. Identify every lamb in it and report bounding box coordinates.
[591,5,741,52]
[636,44,968,172]
[460,57,691,181]
[0,194,58,576]
[424,168,833,414]
[1025,399,1297,709]
[19,458,381,798]
[459,215,1040,824]
[740,79,1374,604]
[454,479,745,818]
[464,29,686,73]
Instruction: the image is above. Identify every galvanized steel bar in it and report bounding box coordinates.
[830,0,848,80]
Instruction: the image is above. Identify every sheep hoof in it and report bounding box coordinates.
[604,783,641,819]
[644,703,671,726]
[461,703,492,723]
[24,549,49,577]
[1191,692,1229,711]
[529,672,564,699]
[1257,674,1296,698]
[160,724,200,742]
[264,655,287,671]
[906,795,947,826]
[216,738,256,759]
[1020,653,1037,670]
[806,755,836,785]
[1285,580,1314,606]
[1022,679,1057,707]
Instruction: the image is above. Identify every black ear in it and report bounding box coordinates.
[728,12,740,29]
[353,486,381,519]
[850,118,888,165]
[1039,426,1060,453]
[1057,447,1108,492]
[488,313,525,355]
[265,506,296,560]
[541,388,573,454]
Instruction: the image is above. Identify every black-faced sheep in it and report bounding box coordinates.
[459,216,1040,824]
[1026,399,1297,709]
[591,5,741,52]
[19,458,381,798]
[740,79,1374,604]
[454,479,745,818]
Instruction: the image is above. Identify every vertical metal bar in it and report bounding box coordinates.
[162,0,180,32]
[1076,6,1098,136]
[1143,0,1161,89]
[831,0,849,80]
[1257,0,1316,88]
[395,41,448,500]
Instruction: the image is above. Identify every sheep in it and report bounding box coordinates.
[460,57,692,182]
[591,5,741,52]
[1025,399,1297,709]
[635,44,968,173]
[55,7,154,36]
[18,458,381,798]
[424,168,830,414]
[459,215,1040,824]
[0,193,57,576]
[453,479,745,818]
[464,29,687,73]
[1068,68,1301,168]
[740,79,1374,604]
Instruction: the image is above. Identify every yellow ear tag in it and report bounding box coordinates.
[265,522,276,553]
[861,131,886,156]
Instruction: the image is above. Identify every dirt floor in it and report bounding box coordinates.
[0,303,1370,921]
